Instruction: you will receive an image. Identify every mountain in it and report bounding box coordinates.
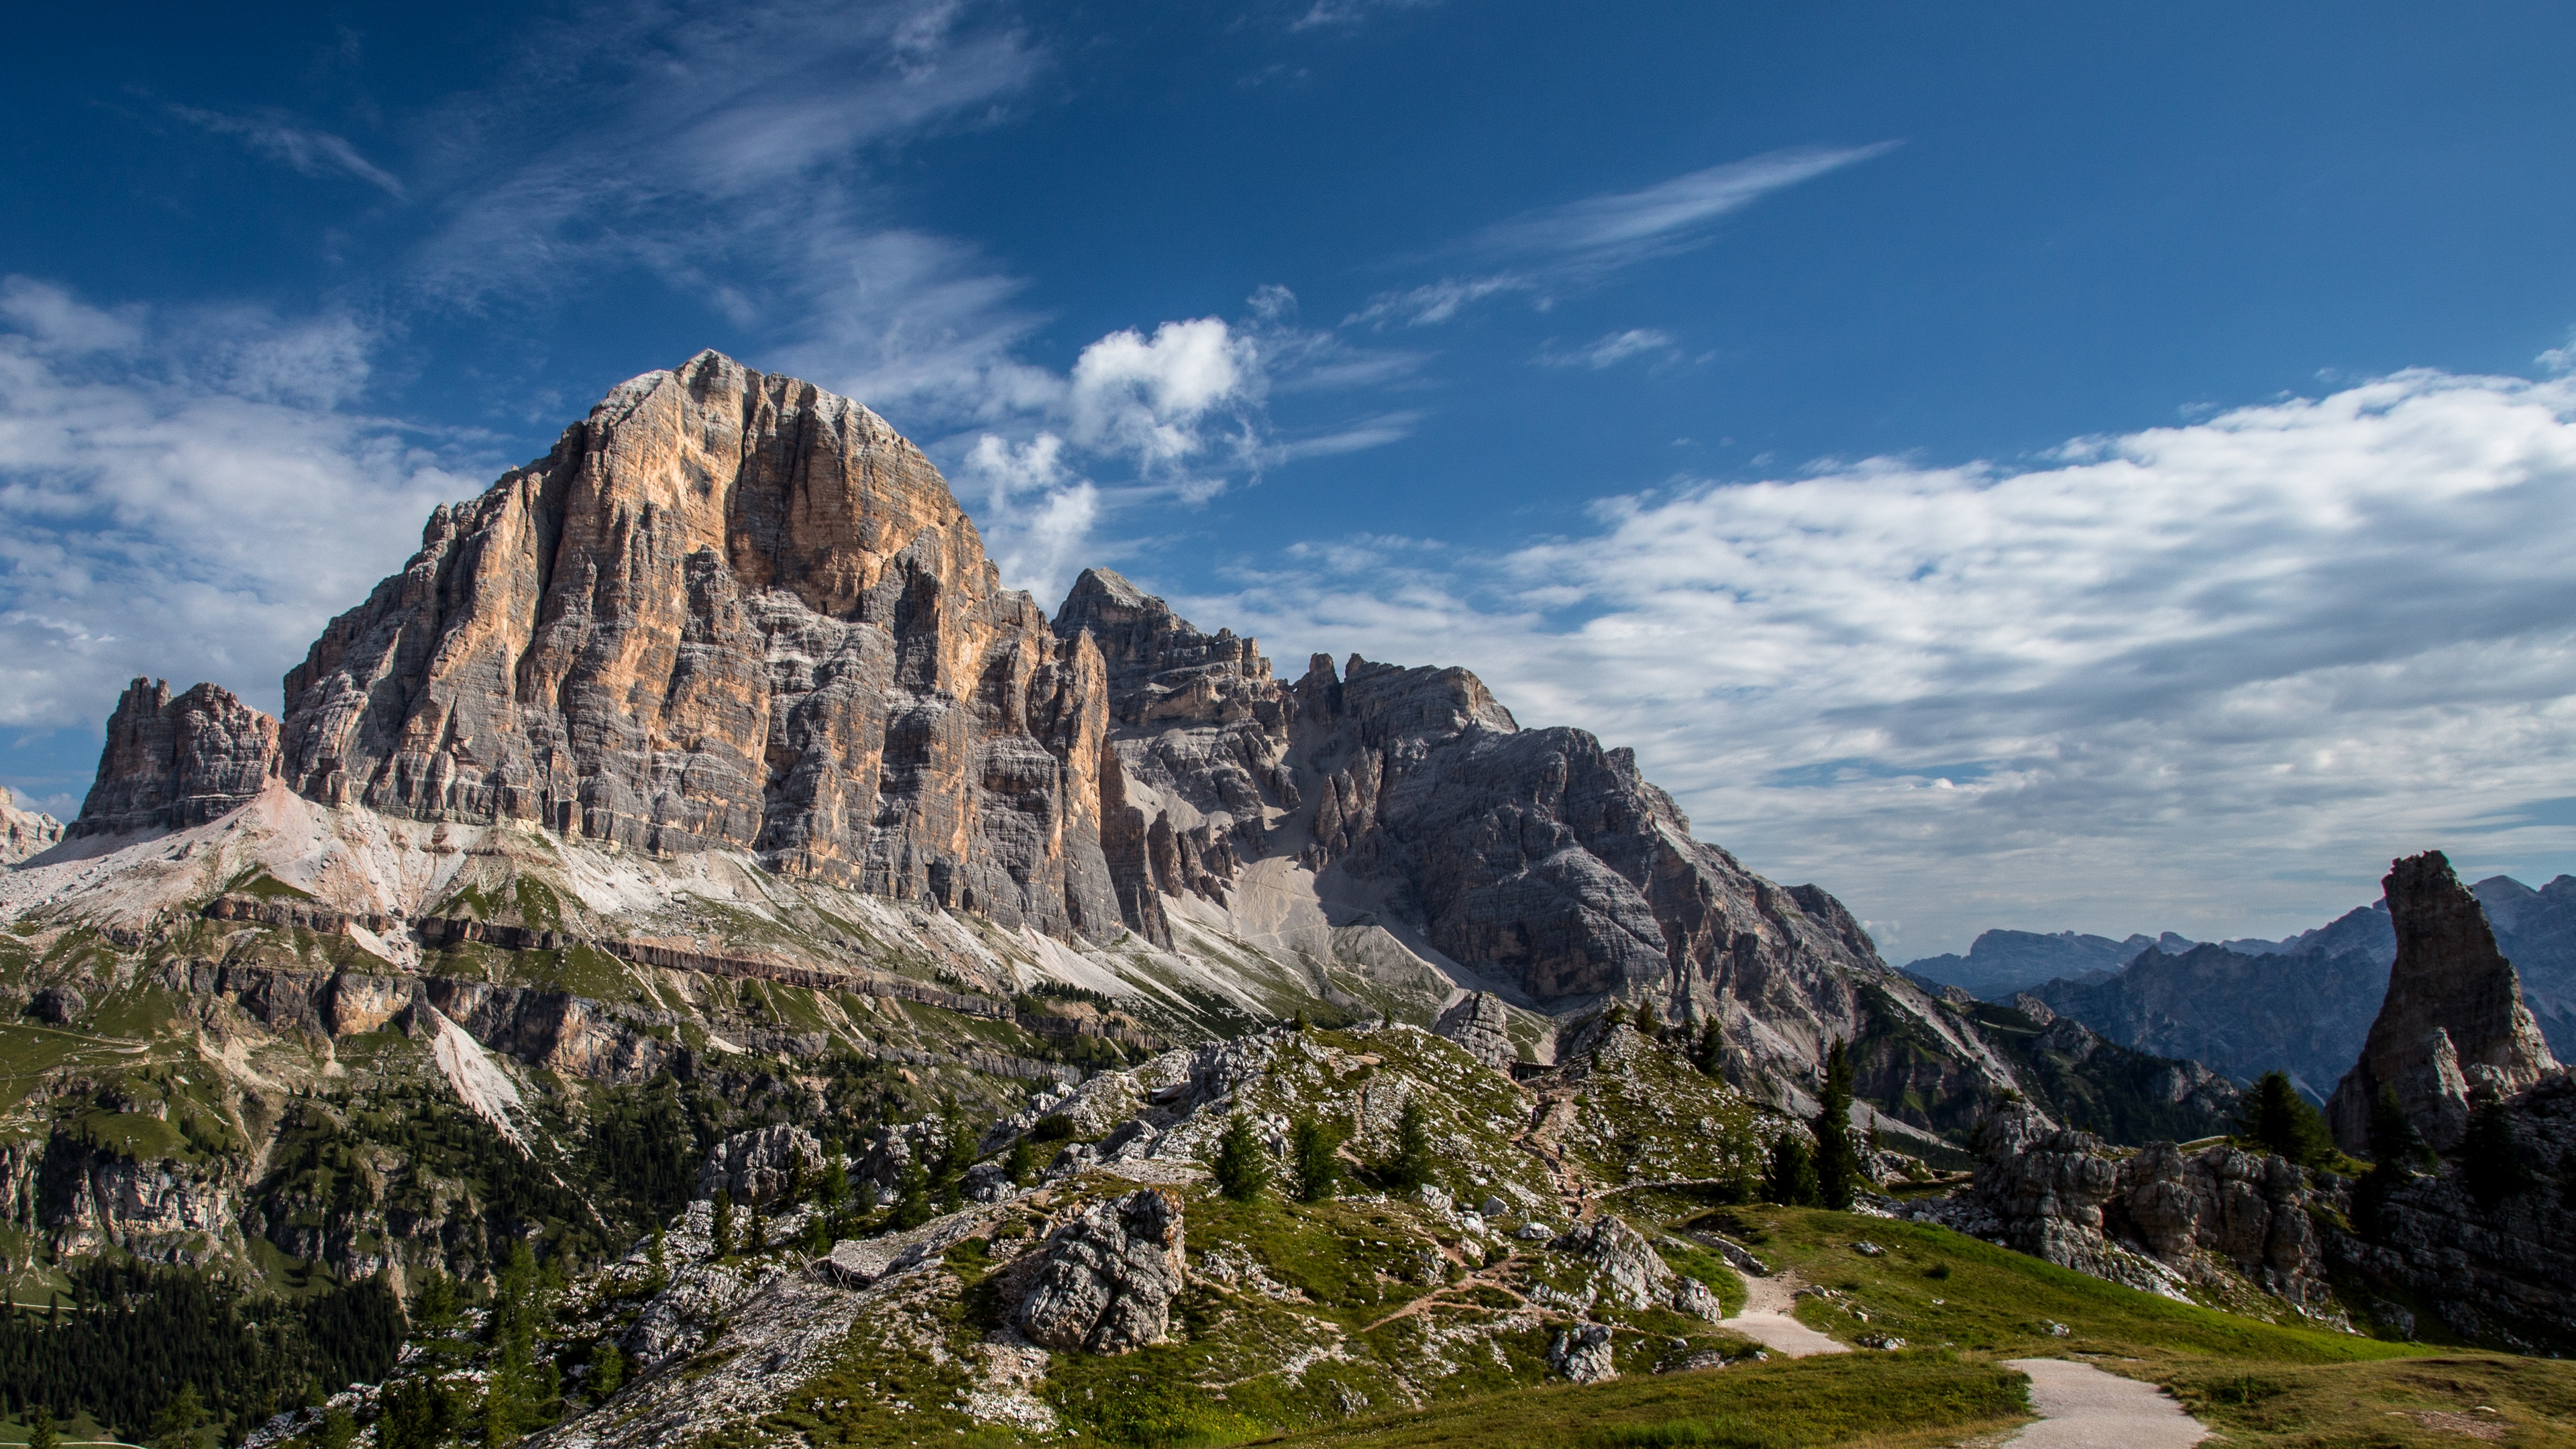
[0,785,62,864]
[1902,928,2192,998]
[0,352,2397,1441]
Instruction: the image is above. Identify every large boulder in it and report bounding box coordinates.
[1016,1189,1186,1354]
[2326,852,2561,1154]
[1555,1214,1674,1311]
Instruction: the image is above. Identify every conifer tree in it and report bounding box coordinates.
[1289,1114,1345,1203]
[1694,1020,1726,1078]
[1006,1133,1042,1187]
[2462,1093,2536,1209]
[2369,1083,2430,1170]
[1763,1132,1817,1207]
[590,1342,625,1403]
[148,1383,210,1449]
[28,1405,57,1449]
[318,1405,355,1449]
[890,1152,934,1230]
[1214,1114,1270,1203]
[2234,1071,2336,1166]
[1635,1000,1661,1038]
[1810,1037,1863,1211]
[710,1193,735,1258]
[820,1150,849,1210]
[1379,1098,1436,1195]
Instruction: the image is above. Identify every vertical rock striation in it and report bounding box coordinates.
[2326,851,2560,1153]
[70,678,278,837]
[265,351,1120,937]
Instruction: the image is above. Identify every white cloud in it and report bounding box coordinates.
[0,279,484,735]
[1536,328,1676,369]
[1180,367,2576,957]
[1476,144,1898,266]
[1067,317,1259,471]
[169,105,407,198]
[1348,144,1896,329]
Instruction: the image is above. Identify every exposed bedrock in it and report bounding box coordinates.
[70,678,278,837]
[2326,851,2560,1153]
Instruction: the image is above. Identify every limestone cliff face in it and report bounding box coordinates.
[2326,851,2560,1152]
[268,351,1120,938]
[1045,572,1890,1058]
[0,786,63,864]
[70,678,278,837]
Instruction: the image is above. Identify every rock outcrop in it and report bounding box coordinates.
[2326,851,2561,1154]
[0,786,62,864]
[70,678,278,837]
[696,1124,827,1205]
[1015,1187,1185,1353]
[1433,991,1517,1071]
[1907,1103,2338,1316]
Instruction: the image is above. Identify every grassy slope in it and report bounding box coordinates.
[1251,1205,2576,1449]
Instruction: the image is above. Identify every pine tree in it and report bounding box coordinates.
[1379,1098,1436,1195]
[1213,1115,1270,1203]
[745,1196,766,1256]
[590,1342,625,1403]
[820,1150,850,1210]
[1810,1037,1863,1211]
[1006,1133,1042,1187]
[2235,1071,2336,1167]
[2368,1083,2429,1170]
[27,1404,58,1449]
[318,1404,355,1449]
[645,1226,667,1291]
[1289,1114,1345,1203]
[1291,1010,1309,1032]
[1635,1001,1661,1038]
[2461,1095,2536,1210]
[710,1193,735,1259]
[148,1383,209,1449]
[890,1153,934,1230]
[1694,1020,1726,1078]
[1763,1132,1817,1207]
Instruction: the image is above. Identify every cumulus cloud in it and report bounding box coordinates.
[0,279,483,737]
[1067,318,1260,471]
[1181,368,2576,955]
[169,105,407,198]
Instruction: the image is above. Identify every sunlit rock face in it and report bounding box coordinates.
[2327,850,2561,1153]
[265,350,1122,938]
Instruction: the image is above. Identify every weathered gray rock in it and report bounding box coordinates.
[1556,1214,1674,1311]
[71,678,278,836]
[1016,1188,1185,1353]
[696,1124,825,1205]
[1434,992,1517,1071]
[1547,1323,1617,1383]
[2328,851,2561,1153]
[0,786,62,864]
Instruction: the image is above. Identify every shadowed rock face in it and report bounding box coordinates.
[70,678,278,837]
[2326,851,2561,1153]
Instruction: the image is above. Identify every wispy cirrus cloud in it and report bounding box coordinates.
[1177,367,2576,955]
[1535,328,1678,370]
[1348,144,1898,329]
[168,105,407,198]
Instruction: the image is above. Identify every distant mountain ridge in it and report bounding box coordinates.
[1912,875,2576,1097]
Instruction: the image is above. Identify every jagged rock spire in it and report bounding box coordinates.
[2326,850,2561,1153]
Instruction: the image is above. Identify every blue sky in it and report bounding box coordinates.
[5,1,2575,957]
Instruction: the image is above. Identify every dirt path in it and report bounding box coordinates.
[1998,1359,2208,1448]
[1719,1268,1849,1358]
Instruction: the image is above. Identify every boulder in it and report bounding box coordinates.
[1016,1189,1186,1354]
[1555,1215,1674,1310]
[28,985,86,1026]
[1547,1323,1617,1383]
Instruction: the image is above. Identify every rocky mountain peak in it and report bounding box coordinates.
[2326,849,2562,1152]
[0,784,64,864]
[71,677,278,837]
